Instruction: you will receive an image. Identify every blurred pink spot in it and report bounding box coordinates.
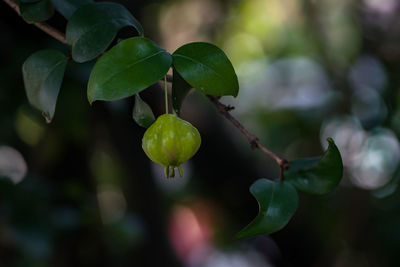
[168,204,214,264]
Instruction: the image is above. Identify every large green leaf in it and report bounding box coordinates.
[88,37,172,104]
[285,138,343,194]
[22,49,68,123]
[20,0,54,23]
[236,179,298,239]
[66,2,144,63]
[50,0,92,19]
[172,42,239,97]
[132,94,155,128]
[172,67,192,116]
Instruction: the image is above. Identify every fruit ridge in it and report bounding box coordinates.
[142,114,201,178]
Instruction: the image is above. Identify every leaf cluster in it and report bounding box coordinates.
[18,0,344,238]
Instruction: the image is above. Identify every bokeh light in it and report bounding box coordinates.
[0,146,27,184]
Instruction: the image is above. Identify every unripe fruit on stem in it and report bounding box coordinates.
[142,114,201,178]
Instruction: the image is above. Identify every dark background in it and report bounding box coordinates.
[1,0,400,266]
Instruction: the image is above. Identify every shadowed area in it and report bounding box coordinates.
[1,0,400,266]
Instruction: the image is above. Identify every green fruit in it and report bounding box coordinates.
[142,114,201,178]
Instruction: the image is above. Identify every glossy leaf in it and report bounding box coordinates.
[22,49,68,123]
[20,0,54,23]
[172,67,192,116]
[285,138,343,194]
[50,0,92,19]
[172,42,239,97]
[132,94,155,128]
[88,37,172,104]
[236,179,298,239]
[66,2,144,63]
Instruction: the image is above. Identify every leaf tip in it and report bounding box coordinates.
[87,88,95,105]
[41,112,52,124]
[87,95,95,106]
[233,80,240,98]
[234,228,256,240]
[234,232,245,240]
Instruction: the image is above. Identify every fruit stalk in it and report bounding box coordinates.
[164,75,168,114]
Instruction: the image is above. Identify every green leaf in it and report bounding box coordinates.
[20,0,54,23]
[66,2,144,63]
[285,138,343,195]
[50,0,92,19]
[87,37,172,104]
[132,94,155,128]
[172,42,239,97]
[172,67,192,116]
[236,179,298,239]
[22,49,68,123]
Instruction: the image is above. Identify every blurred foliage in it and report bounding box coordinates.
[1,0,400,266]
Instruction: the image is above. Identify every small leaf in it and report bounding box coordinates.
[172,67,192,116]
[172,42,239,97]
[285,138,343,194]
[88,37,172,104]
[20,0,54,23]
[133,94,155,128]
[22,49,68,123]
[66,2,144,63]
[236,179,298,239]
[50,0,92,19]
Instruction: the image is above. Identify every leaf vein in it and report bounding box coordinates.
[173,54,223,79]
[99,50,166,89]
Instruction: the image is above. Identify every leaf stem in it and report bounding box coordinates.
[206,94,290,177]
[164,75,168,114]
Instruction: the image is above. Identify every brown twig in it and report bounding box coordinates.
[4,0,290,179]
[165,74,289,179]
[206,95,290,178]
[3,0,69,46]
